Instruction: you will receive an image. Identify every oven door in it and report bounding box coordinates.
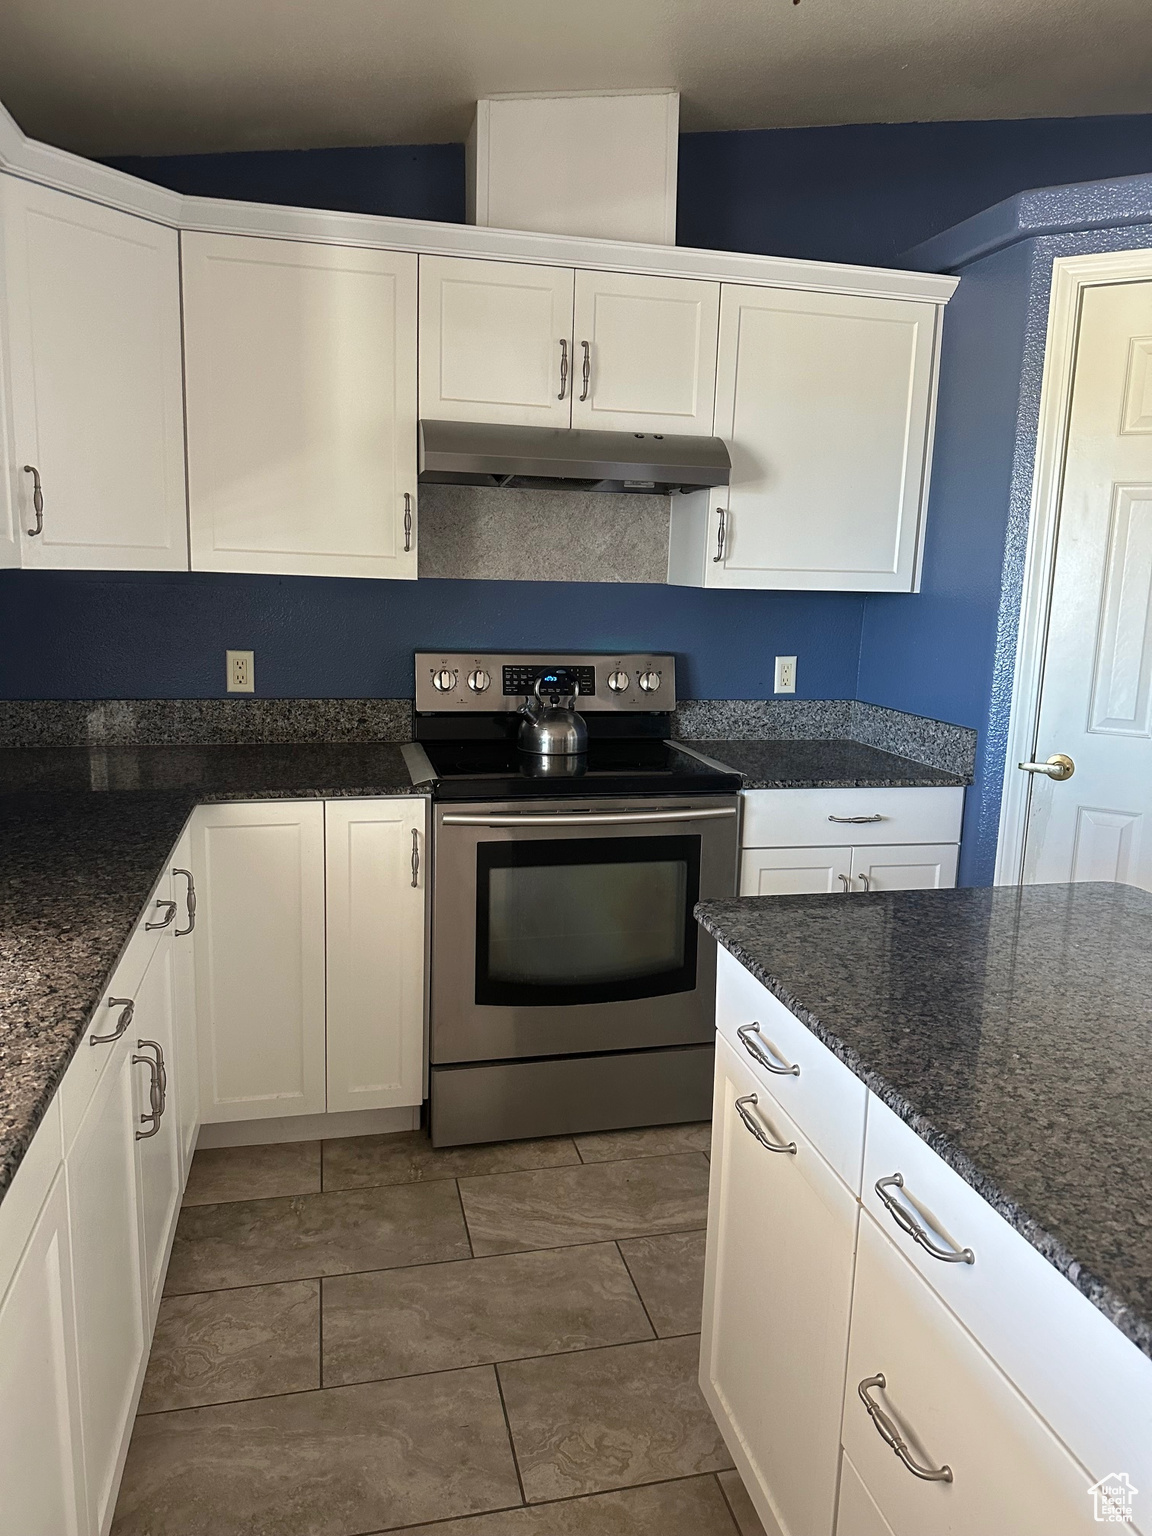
[431,797,739,1063]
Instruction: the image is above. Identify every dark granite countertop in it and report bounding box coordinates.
[686,738,968,789]
[0,742,422,1206]
[696,883,1152,1356]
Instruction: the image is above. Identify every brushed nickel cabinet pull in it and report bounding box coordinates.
[90,996,134,1047]
[857,872,871,892]
[734,1093,796,1155]
[838,872,851,892]
[737,1022,799,1077]
[875,1173,974,1264]
[828,814,884,824]
[580,340,591,401]
[173,867,196,936]
[146,899,178,931]
[557,339,569,400]
[858,1374,953,1482]
[411,828,420,888]
[22,465,43,536]
[403,492,413,553]
[133,1040,165,1138]
[713,507,727,563]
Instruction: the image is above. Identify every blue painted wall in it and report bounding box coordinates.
[0,571,864,702]
[109,114,1152,267]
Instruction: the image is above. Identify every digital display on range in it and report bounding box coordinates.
[503,665,596,697]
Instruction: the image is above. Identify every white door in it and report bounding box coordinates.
[701,1033,859,1536]
[183,232,418,579]
[1,174,187,569]
[325,798,427,1113]
[169,836,200,1179]
[1022,281,1152,889]
[704,285,936,592]
[0,1169,87,1536]
[419,255,575,427]
[849,843,958,893]
[132,937,183,1321]
[68,1034,146,1536]
[192,801,327,1122]
[740,845,852,896]
[843,1215,1098,1536]
[570,270,719,435]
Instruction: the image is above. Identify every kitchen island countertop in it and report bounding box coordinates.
[696,882,1152,1356]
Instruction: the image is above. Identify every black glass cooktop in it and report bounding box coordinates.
[421,737,742,801]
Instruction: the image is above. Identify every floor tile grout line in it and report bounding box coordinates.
[715,1468,747,1534]
[453,1176,476,1259]
[318,1274,324,1390]
[613,1239,660,1341]
[136,1331,706,1419]
[492,1363,528,1507]
[163,1224,711,1300]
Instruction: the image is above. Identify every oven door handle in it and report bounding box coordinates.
[440,807,738,827]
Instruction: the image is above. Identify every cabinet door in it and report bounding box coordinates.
[836,1452,896,1536]
[701,1033,858,1536]
[133,936,182,1322]
[170,834,200,1179]
[843,1215,1098,1536]
[740,845,852,896]
[183,233,418,579]
[849,843,958,893]
[1,173,187,570]
[570,270,719,434]
[69,1035,147,1536]
[706,285,937,592]
[419,255,574,427]
[325,798,427,1113]
[193,801,326,1123]
[0,1169,87,1536]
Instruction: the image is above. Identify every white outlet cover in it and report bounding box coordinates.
[774,655,797,694]
[226,649,254,693]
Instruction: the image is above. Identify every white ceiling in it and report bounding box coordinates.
[1,0,1151,158]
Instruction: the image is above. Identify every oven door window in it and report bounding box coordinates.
[475,835,700,1006]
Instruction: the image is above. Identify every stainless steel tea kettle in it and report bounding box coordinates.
[517,676,589,756]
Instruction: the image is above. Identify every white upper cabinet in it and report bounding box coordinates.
[182,232,418,579]
[324,798,428,1114]
[419,255,575,427]
[570,271,719,435]
[0,174,187,570]
[671,284,938,592]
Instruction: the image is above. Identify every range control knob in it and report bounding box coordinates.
[432,668,457,693]
[467,668,491,693]
[607,669,631,693]
[638,670,662,693]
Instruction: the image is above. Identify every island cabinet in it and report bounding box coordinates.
[0,173,188,571]
[738,787,963,897]
[704,947,1152,1536]
[192,797,428,1125]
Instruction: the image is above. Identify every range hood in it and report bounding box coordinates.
[418,420,731,495]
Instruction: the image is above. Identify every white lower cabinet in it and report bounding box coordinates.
[841,1215,1097,1535]
[325,798,428,1113]
[740,844,852,896]
[849,842,958,892]
[169,840,200,1178]
[0,1165,87,1536]
[192,801,328,1123]
[701,1033,858,1536]
[132,936,183,1323]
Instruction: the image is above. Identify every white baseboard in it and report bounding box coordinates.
[196,1105,421,1149]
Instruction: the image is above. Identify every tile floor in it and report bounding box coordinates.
[112,1121,766,1536]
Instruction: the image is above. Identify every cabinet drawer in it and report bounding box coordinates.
[716,947,866,1192]
[844,1214,1099,1536]
[862,1092,1152,1498]
[741,787,963,850]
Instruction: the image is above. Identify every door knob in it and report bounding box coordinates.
[1018,753,1075,781]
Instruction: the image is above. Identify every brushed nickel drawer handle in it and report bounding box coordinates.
[403,492,413,553]
[146,899,178,931]
[90,996,134,1046]
[858,1374,953,1482]
[876,1173,974,1264]
[737,1022,799,1077]
[23,464,44,536]
[734,1094,796,1155]
[713,507,727,562]
[173,867,196,935]
[580,339,591,401]
[133,1040,165,1138]
[557,338,569,400]
[411,827,420,887]
[828,813,884,824]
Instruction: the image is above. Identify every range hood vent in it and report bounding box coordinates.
[418,420,730,495]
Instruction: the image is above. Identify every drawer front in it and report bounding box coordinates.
[862,1091,1152,1498]
[845,1214,1100,1536]
[59,872,171,1150]
[0,1096,63,1300]
[741,787,964,850]
[716,948,867,1192]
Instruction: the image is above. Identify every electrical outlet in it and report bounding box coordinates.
[226,650,254,694]
[774,655,797,694]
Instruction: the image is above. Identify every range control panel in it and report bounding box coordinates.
[415,652,676,713]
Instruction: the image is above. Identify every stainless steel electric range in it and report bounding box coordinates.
[407,651,741,1147]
